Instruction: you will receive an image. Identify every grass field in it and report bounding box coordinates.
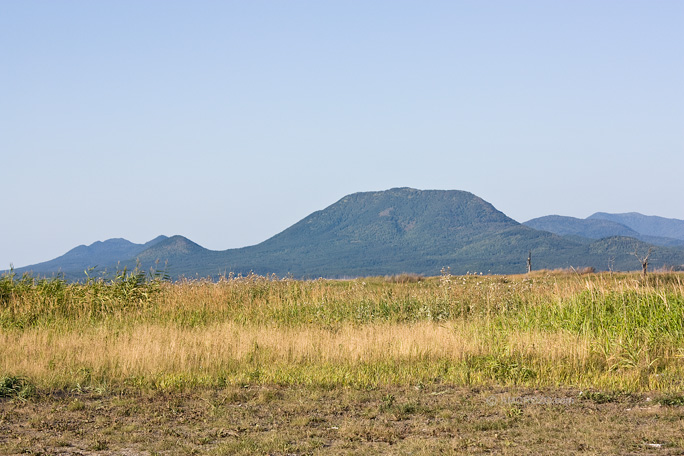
[1,269,684,454]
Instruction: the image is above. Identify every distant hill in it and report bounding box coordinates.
[524,215,639,239]
[588,212,684,241]
[132,235,223,278]
[137,235,207,260]
[525,213,684,248]
[7,236,168,279]
[7,189,684,279]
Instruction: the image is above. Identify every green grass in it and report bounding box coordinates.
[0,375,34,400]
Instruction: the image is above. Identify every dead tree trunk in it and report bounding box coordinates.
[633,247,653,276]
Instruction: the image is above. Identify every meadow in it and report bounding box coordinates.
[2,268,684,392]
[1,269,684,454]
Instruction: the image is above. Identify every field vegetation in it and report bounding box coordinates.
[1,268,683,392]
[1,269,684,454]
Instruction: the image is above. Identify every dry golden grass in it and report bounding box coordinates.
[2,322,589,376]
[1,271,683,392]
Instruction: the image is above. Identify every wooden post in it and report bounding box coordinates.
[527,251,532,274]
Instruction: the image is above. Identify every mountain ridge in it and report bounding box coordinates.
[588,212,684,241]
[6,235,169,277]
[6,188,684,279]
[525,213,684,248]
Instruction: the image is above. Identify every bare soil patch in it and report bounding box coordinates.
[2,385,683,455]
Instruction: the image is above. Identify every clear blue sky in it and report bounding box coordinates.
[2,1,683,268]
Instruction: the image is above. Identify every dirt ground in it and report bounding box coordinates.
[1,385,683,455]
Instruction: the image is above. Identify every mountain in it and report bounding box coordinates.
[127,188,684,277]
[7,236,168,279]
[137,235,206,260]
[6,189,684,279]
[524,213,684,248]
[125,188,545,277]
[131,235,223,278]
[219,188,544,276]
[588,212,684,241]
[524,215,639,239]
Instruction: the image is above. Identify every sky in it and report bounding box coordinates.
[1,1,683,268]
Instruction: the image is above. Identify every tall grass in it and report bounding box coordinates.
[1,270,683,392]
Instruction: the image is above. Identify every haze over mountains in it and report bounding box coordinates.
[7,236,169,277]
[524,214,684,247]
[6,188,684,280]
[588,213,684,244]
